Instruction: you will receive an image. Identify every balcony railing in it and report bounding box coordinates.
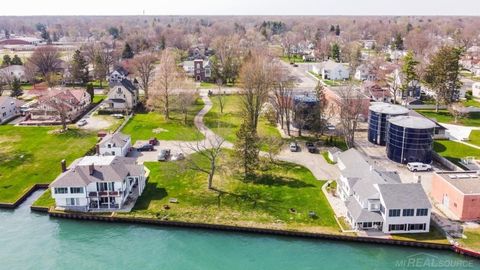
[89,191,120,197]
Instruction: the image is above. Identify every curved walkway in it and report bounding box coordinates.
[133,89,338,180]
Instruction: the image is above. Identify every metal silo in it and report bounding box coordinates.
[368,103,409,145]
[386,116,436,164]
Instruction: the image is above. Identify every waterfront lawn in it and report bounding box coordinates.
[32,189,54,208]
[204,95,282,144]
[0,126,97,204]
[468,130,480,147]
[121,98,205,143]
[433,140,480,165]
[459,228,480,252]
[125,151,340,233]
[416,110,480,126]
[391,226,449,245]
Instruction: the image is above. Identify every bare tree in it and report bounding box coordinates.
[335,85,366,149]
[216,79,227,114]
[448,103,468,124]
[132,53,157,99]
[149,49,182,119]
[271,63,294,135]
[46,99,69,131]
[176,90,197,125]
[183,136,225,190]
[27,46,62,79]
[239,51,274,130]
[262,136,283,162]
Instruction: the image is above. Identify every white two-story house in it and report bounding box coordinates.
[312,60,350,81]
[337,149,431,234]
[104,78,139,113]
[97,132,131,157]
[50,156,147,212]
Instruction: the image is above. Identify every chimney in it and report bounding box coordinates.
[61,159,67,172]
[89,163,95,175]
[95,144,100,155]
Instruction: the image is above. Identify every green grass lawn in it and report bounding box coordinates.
[123,151,339,233]
[322,152,336,164]
[459,227,480,252]
[0,126,97,204]
[434,140,480,165]
[32,189,54,208]
[280,55,306,63]
[204,95,282,145]
[92,94,107,104]
[121,99,205,143]
[89,80,109,89]
[416,110,480,126]
[468,130,480,147]
[391,226,449,244]
[463,99,480,108]
[199,82,236,89]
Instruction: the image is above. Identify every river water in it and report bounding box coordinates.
[0,191,478,270]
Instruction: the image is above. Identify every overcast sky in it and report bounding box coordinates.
[1,0,480,16]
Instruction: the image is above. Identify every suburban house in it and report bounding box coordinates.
[311,60,350,81]
[108,67,130,83]
[431,171,480,221]
[104,78,139,112]
[97,132,132,157]
[363,81,390,102]
[25,88,91,123]
[354,64,376,81]
[50,156,147,212]
[182,59,211,81]
[337,149,431,234]
[0,96,24,124]
[361,40,376,50]
[0,65,26,82]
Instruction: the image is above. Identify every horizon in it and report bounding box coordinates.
[1,0,480,16]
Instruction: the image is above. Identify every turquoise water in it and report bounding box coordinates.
[1,191,479,270]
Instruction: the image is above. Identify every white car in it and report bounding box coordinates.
[76,119,87,127]
[111,114,124,119]
[171,153,185,161]
[407,162,432,172]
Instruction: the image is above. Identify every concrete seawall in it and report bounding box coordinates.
[0,184,49,209]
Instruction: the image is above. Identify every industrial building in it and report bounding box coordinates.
[385,116,436,164]
[368,102,409,145]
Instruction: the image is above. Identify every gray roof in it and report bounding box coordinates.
[346,197,383,223]
[99,132,130,148]
[377,183,431,209]
[388,115,436,129]
[50,156,144,188]
[110,78,138,95]
[369,103,409,115]
[0,96,24,107]
[435,171,480,194]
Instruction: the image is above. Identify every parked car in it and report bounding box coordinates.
[289,141,299,152]
[149,137,159,145]
[112,114,124,119]
[137,144,154,152]
[305,142,317,153]
[76,119,87,127]
[407,162,432,172]
[171,153,185,161]
[158,149,171,161]
[293,64,299,67]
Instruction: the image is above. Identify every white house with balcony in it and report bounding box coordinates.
[337,149,431,234]
[97,132,131,157]
[311,60,350,81]
[50,156,147,212]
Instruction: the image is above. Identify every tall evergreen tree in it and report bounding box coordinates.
[10,77,23,97]
[235,120,260,180]
[392,33,404,50]
[122,43,134,59]
[335,25,341,36]
[424,46,463,111]
[330,43,341,62]
[2,55,11,66]
[70,50,89,84]
[86,83,94,102]
[11,55,22,65]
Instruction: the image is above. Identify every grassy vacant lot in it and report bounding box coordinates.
[123,151,339,233]
[122,98,205,143]
[434,140,480,165]
[391,226,449,244]
[0,126,97,204]
[280,55,306,63]
[459,227,480,252]
[468,130,480,147]
[417,110,480,126]
[32,189,54,208]
[204,95,282,143]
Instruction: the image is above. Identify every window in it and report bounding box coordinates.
[66,198,79,206]
[363,222,373,228]
[70,187,83,194]
[54,187,68,194]
[408,223,426,231]
[388,224,405,231]
[402,209,414,216]
[380,204,385,214]
[97,182,108,191]
[388,209,401,217]
[416,208,428,216]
